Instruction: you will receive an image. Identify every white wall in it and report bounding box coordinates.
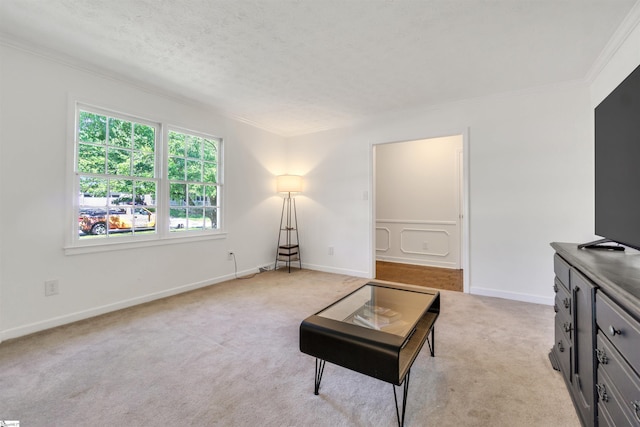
[0,44,286,341]
[289,82,595,305]
[285,127,373,277]
[375,136,463,269]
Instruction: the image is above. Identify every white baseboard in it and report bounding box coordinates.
[302,263,371,279]
[471,286,553,306]
[0,271,248,342]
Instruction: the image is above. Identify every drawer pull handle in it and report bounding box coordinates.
[595,348,608,365]
[553,283,558,293]
[632,401,640,422]
[608,325,622,336]
[558,340,564,353]
[563,298,570,309]
[563,322,572,333]
[554,304,559,313]
[596,383,609,403]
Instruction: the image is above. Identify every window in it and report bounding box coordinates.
[73,104,221,246]
[167,130,220,232]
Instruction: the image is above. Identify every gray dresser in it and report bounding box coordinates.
[550,242,640,426]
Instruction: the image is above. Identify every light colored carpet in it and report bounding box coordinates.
[0,269,578,426]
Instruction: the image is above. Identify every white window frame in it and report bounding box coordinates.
[164,126,223,235]
[65,101,225,255]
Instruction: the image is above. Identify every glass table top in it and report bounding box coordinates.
[316,283,438,337]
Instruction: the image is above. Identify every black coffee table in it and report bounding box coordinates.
[299,281,440,426]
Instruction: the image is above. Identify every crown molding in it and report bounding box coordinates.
[584,0,640,84]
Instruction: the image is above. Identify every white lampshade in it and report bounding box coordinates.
[277,175,302,193]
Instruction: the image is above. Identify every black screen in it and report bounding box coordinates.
[594,63,640,250]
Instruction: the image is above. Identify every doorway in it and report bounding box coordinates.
[372,133,469,292]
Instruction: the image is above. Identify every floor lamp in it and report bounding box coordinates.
[275,175,302,272]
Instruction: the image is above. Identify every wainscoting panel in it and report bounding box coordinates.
[375,227,390,252]
[400,228,450,256]
[376,219,460,268]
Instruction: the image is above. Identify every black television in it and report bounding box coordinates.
[581,63,640,251]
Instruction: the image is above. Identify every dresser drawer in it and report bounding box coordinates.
[597,367,640,426]
[556,308,573,342]
[596,292,640,370]
[554,319,572,379]
[596,334,640,423]
[597,401,617,427]
[597,333,640,401]
[554,280,572,319]
[554,254,571,290]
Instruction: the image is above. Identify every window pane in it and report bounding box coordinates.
[134,124,155,152]
[80,176,108,198]
[108,118,132,148]
[170,183,186,206]
[78,204,111,238]
[133,152,154,178]
[168,157,185,180]
[108,148,131,175]
[170,207,187,231]
[203,162,216,183]
[187,136,202,159]
[78,144,106,174]
[135,181,156,206]
[204,185,217,206]
[79,112,107,144]
[203,139,217,162]
[186,160,202,182]
[188,184,204,206]
[110,180,133,203]
[204,207,217,229]
[131,206,156,234]
[168,131,185,157]
[188,207,206,230]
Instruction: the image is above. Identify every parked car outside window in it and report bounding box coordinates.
[79,206,156,235]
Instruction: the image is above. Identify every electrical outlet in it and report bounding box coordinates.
[45,279,59,296]
[328,246,334,256]
[422,241,429,250]
[227,251,234,261]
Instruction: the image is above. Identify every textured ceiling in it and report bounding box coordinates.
[0,0,638,136]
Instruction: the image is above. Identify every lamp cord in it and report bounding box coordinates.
[231,252,260,280]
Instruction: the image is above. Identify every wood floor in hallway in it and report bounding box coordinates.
[376,261,463,292]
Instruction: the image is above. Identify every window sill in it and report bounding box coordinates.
[64,231,227,255]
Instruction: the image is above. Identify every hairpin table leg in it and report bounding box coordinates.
[393,369,411,427]
[427,326,435,357]
[314,358,326,395]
